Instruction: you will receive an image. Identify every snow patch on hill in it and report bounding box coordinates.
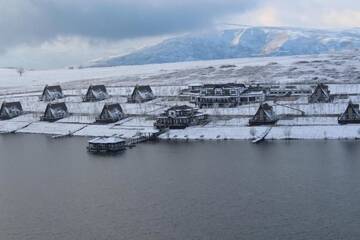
[88,26,360,67]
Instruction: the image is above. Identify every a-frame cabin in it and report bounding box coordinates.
[338,101,360,124]
[96,103,126,123]
[249,103,278,126]
[40,102,69,122]
[128,85,155,103]
[83,85,109,102]
[40,85,64,101]
[308,83,332,103]
[0,101,23,120]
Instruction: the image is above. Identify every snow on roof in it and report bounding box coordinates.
[189,83,202,87]
[88,136,126,144]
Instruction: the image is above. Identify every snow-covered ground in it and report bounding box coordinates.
[159,125,360,140]
[1,53,360,140]
[1,52,360,94]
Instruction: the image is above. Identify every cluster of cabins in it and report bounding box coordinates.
[1,82,360,129]
[0,84,155,123]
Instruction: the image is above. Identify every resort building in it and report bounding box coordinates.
[308,83,332,103]
[40,102,69,122]
[88,136,126,153]
[338,101,360,124]
[96,103,126,123]
[128,85,155,103]
[239,89,266,104]
[193,83,246,108]
[154,105,208,129]
[267,85,312,98]
[249,103,278,126]
[0,101,23,120]
[83,85,109,102]
[39,85,64,101]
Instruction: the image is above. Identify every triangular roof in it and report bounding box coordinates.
[87,84,107,92]
[1,101,22,111]
[43,85,62,92]
[41,85,63,95]
[309,83,331,103]
[0,101,23,117]
[255,103,276,120]
[98,103,124,122]
[339,101,360,120]
[100,103,123,115]
[133,85,153,93]
[44,102,68,114]
[130,85,154,101]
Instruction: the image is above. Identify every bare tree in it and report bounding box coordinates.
[17,67,25,77]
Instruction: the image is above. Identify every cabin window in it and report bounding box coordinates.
[230,90,237,95]
[215,89,223,95]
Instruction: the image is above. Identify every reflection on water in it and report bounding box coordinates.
[1,135,360,240]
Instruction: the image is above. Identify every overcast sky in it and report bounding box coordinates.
[1,0,360,69]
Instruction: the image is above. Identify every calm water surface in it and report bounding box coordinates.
[1,134,360,240]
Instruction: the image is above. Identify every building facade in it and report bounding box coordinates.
[193,83,246,108]
[154,105,208,129]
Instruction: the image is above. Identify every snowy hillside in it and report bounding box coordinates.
[89,26,360,67]
[1,52,360,95]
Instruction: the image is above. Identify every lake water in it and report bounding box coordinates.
[1,134,360,240]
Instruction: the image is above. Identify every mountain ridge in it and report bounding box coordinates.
[88,26,360,67]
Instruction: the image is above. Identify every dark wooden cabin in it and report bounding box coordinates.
[96,103,126,123]
[338,101,360,124]
[128,85,155,103]
[40,85,64,101]
[308,83,332,103]
[249,103,278,126]
[83,85,109,102]
[40,102,69,122]
[0,101,23,120]
[154,105,208,129]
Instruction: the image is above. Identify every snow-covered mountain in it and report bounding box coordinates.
[89,26,360,67]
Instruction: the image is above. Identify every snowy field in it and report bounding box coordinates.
[159,125,360,140]
[1,53,360,140]
[1,52,360,94]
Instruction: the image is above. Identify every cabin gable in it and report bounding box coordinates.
[0,102,23,120]
[338,102,360,124]
[41,102,69,121]
[83,85,109,102]
[249,103,278,126]
[128,85,155,103]
[40,85,64,101]
[309,84,331,103]
[97,103,125,123]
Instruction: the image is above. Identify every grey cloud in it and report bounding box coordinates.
[0,0,259,51]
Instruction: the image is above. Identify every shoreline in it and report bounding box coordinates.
[2,120,360,141]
